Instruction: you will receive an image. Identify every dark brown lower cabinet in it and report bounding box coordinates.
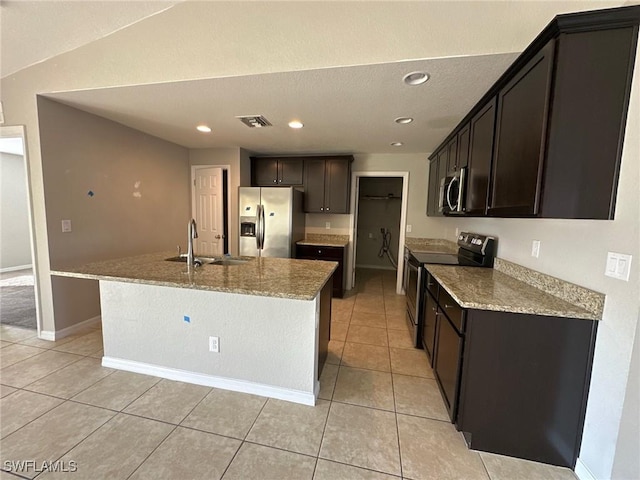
[296,244,346,298]
[317,279,332,379]
[422,291,438,363]
[457,310,598,468]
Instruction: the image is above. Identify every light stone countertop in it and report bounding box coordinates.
[405,237,458,254]
[426,265,601,320]
[51,252,337,301]
[297,233,349,248]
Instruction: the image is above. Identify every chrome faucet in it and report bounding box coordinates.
[187,219,198,268]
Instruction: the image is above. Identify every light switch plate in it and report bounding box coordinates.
[605,252,632,281]
[406,224,412,233]
[325,222,330,230]
[61,219,72,233]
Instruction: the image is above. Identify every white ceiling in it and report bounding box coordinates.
[2,0,632,155]
[45,54,517,155]
[0,1,181,78]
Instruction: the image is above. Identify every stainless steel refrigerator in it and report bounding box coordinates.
[239,187,305,258]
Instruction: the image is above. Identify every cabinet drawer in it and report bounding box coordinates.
[438,288,464,332]
[297,244,343,260]
[424,271,439,300]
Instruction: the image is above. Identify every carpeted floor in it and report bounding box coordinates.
[0,285,37,329]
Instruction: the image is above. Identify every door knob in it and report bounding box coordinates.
[215,235,222,239]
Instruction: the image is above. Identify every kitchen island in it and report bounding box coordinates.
[51,253,337,406]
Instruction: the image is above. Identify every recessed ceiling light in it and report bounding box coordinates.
[391,142,403,147]
[403,71,430,86]
[196,125,211,133]
[288,120,304,129]
[395,117,414,124]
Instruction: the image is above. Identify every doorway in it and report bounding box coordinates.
[348,171,409,294]
[0,125,40,332]
[191,166,229,255]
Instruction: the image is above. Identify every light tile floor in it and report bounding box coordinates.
[0,269,578,480]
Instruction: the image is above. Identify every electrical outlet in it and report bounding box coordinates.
[531,240,541,258]
[406,224,412,233]
[455,227,460,237]
[209,336,219,353]
[61,219,72,233]
[325,221,330,230]
[605,252,632,281]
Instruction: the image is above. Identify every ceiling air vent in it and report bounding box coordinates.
[236,115,272,128]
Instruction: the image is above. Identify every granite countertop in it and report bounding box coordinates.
[425,264,602,320]
[405,237,458,254]
[51,252,337,301]
[297,233,349,248]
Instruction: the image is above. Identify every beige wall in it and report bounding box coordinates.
[38,97,190,331]
[0,151,32,269]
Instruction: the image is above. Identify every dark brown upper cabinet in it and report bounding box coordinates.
[540,26,638,219]
[251,157,304,186]
[446,137,459,174]
[427,158,440,216]
[427,6,639,220]
[303,156,352,214]
[465,99,497,216]
[457,124,470,172]
[488,40,555,217]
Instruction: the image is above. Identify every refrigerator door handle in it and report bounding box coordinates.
[259,204,266,249]
[256,204,263,250]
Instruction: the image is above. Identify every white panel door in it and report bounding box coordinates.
[193,167,223,256]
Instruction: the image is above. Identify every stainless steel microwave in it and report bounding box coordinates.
[439,167,466,214]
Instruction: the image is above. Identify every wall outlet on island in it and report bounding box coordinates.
[406,224,412,233]
[209,336,219,353]
[531,240,541,258]
[325,221,330,230]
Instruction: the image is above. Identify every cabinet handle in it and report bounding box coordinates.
[278,179,282,183]
[320,207,324,211]
[318,250,322,254]
[326,207,330,211]
[427,282,434,287]
[273,179,277,183]
[444,304,454,309]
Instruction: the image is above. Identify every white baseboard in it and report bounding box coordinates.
[39,315,101,341]
[575,458,597,480]
[0,264,32,273]
[102,356,317,406]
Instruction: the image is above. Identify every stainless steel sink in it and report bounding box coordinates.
[164,255,248,266]
[208,259,249,266]
[165,256,188,262]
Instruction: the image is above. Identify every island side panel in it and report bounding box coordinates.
[99,280,318,404]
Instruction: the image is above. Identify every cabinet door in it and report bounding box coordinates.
[278,158,304,185]
[324,158,351,214]
[303,158,327,213]
[446,137,459,174]
[542,28,636,219]
[426,159,439,216]
[422,291,439,365]
[252,158,278,185]
[434,312,464,421]
[489,40,555,216]
[465,98,497,215]
[457,124,470,170]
